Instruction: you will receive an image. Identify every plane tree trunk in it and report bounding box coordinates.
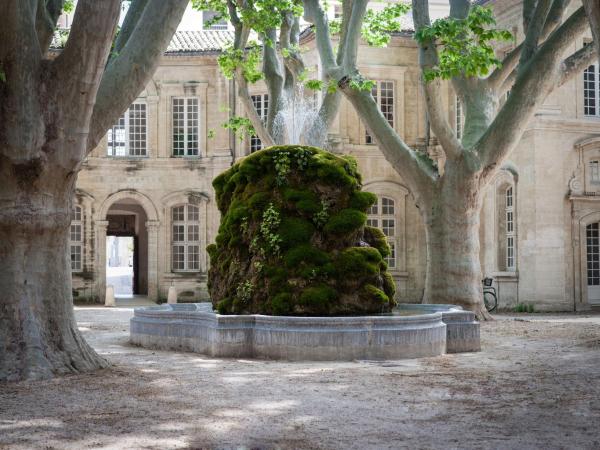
[0,0,187,382]
[421,161,490,318]
[0,166,108,381]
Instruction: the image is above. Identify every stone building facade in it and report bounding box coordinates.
[70,2,600,311]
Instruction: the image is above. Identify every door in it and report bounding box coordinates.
[586,223,600,305]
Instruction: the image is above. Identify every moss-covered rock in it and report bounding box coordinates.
[208,145,396,315]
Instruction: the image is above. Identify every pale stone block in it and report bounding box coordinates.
[105,285,115,307]
[167,286,178,304]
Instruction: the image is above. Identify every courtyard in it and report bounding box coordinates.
[1,307,599,450]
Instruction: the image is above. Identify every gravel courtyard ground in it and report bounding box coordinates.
[1,307,599,450]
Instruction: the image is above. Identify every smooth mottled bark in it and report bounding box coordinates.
[0,0,186,381]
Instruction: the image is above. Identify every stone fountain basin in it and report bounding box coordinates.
[130,303,479,360]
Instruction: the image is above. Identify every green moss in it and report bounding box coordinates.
[336,247,382,277]
[206,243,217,261]
[209,145,396,316]
[216,297,233,314]
[247,191,270,210]
[279,217,314,249]
[363,226,391,258]
[299,284,337,309]
[284,244,330,268]
[362,284,389,304]
[283,188,321,214]
[349,191,377,210]
[382,272,396,298]
[324,209,367,235]
[315,163,356,187]
[271,292,293,315]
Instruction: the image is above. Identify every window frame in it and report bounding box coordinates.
[505,186,516,270]
[171,204,201,272]
[172,97,200,157]
[107,101,148,157]
[70,205,83,273]
[365,80,395,145]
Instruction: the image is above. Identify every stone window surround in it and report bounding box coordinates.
[493,171,518,273]
[170,204,201,272]
[161,81,209,159]
[172,96,200,157]
[106,100,149,158]
[161,190,210,275]
[363,179,409,275]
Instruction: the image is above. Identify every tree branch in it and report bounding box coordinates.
[0,0,43,161]
[478,7,589,171]
[518,0,552,72]
[412,0,462,159]
[339,0,368,71]
[35,0,63,53]
[87,0,188,151]
[340,82,437,198]
[113,0,148,56]
[583,0,600,62]
[303,0,336,71]
[449,0,469,20]
[261,28,284,135]
[488,0,570,90]
[558,41,596,87]
[53,0,121,140]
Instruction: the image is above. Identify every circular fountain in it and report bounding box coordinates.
[130,145,480,359]
[130,303,479,360]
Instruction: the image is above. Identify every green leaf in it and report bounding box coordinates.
[414,5,514,82]
[305,79,324,91]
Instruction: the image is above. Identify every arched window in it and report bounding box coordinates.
[505,187,515,270]
[496,183,516,271]
[70,206,83,272]
[171,204,200,271]
[367,196,397,269]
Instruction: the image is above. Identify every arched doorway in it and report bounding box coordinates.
[96,191,159,302]
[106,200,149,296]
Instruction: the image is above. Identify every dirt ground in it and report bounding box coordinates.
[1,307,599,450]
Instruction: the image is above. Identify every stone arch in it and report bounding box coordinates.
[98,189,159,222]
[575,210,600,309]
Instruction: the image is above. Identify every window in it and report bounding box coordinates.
[583,41,599,117]
[587,223,600,286]
[334,4,343,19]
[505,187,515,270]
[107,102,147,156]
[584,64,598,116]
[172,204,201,272]
[173,97,199,156]
[365,81,394,144]
[367,196,397,269]
[250,94,269,152]
[70,206,83,272]
[202,11,228,30]
[590,160,600,184]
[455,95,463,139]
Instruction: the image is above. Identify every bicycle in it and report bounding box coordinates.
[482,277,497,312]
